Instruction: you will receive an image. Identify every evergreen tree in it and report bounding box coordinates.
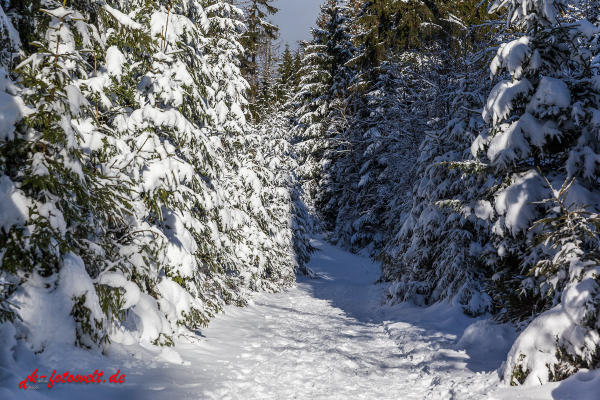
[277,44,295,93]
[294,0,356,226]
[237,0,279,118]
[1,2,132,348]
[464,0,600,384]
[326,52,435,254]
[353,0,487,69]
[255,53,318,276]
[205,0,249,135]
[255,36,280,113]
[0,0,314,356]
[379,49,494,315]
[205,0,301,295]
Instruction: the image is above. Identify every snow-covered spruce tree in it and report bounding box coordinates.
[99,0,301,339]
[204,0,248,134]
[273,43,303,108]
[0,0,214,349]
[467,0,600,384]
[293,0,356,228]
[254,36,280,115]
[236,0,279,118]
[323,1,413,253]
[272,46,319,275]
[325,54,426,254]
[94,0,233,342]
[0,4,132,350]
[379,49,494,315]
[293,39,329,206]
[243,118,316,281]
[312,1,357,229]
[522,174,600,381]
[322,0,495,255]
[0,0,310,357]
[254,67,317,277]
[204,0,302,292]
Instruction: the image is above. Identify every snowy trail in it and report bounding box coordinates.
[189,237,502,400]
[10,236,584,400]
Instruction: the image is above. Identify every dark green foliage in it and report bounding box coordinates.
[71,293,104,348]
[237,0,280,117]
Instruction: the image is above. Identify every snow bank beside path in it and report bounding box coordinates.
[2,236,599,399]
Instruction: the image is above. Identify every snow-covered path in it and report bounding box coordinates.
[10,236,588,400]
[193,237,501,400]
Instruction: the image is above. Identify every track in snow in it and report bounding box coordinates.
[17,236,541,400]
[194,237,501,400]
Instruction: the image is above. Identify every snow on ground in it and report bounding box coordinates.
[2,236,600,399]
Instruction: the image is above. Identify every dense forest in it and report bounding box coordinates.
[2,0,600,389]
